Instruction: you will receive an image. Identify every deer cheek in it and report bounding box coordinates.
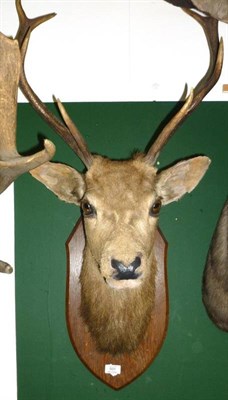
[137,217,157,256]
[84,223,107,267]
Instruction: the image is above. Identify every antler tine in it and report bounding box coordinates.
[146,9,224,164]
[183,8,221,103]
[15,0,56,47]
[0,260,13,274]
[15,0,93,169]
[56,99,94,168]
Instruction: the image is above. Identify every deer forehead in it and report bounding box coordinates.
[84,156,158,208]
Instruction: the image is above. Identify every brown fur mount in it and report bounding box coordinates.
[203,200,228,332]
[80,247,156,354]
[14,0,223,357]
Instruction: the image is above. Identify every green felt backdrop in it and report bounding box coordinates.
[15,101,228,400]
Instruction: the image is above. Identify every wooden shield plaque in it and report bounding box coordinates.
[66,218,168,389]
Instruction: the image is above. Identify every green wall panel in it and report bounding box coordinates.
[15,102,228,400]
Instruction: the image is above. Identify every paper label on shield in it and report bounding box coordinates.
[105,364,121,377]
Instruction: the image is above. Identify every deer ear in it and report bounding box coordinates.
[156,156,211,205]
[30,161,85,205]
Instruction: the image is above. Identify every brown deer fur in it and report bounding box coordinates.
[203,200,228,332]
[31,154,210,353]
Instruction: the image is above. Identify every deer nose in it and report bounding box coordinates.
[111,256,141,280]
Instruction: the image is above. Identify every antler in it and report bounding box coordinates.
[0,32,55,195]
[13,1,224,167]
[15,0,93,169]
[145,9,224,164]
[0,29,56,273]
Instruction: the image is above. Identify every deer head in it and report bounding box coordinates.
[13,1,223,353]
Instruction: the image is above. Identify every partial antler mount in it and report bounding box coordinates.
[0,32,55,195]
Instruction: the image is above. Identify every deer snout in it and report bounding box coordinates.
[111,256,141,280]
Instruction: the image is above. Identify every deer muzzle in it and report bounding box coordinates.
[111,256,141,280]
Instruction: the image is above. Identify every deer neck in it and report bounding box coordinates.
[80,245,157,354]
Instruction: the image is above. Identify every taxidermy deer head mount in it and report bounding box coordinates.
[13,1,223,353]
[203,200,228,332]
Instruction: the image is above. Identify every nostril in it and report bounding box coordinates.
[111,259,118,270]
[111,259,126,272]
[111,257,141,272]
[130,256,141,270]
[111,257,141,280]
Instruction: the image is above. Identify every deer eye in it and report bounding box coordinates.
[81,201,96,217]
[149,198,162,217]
